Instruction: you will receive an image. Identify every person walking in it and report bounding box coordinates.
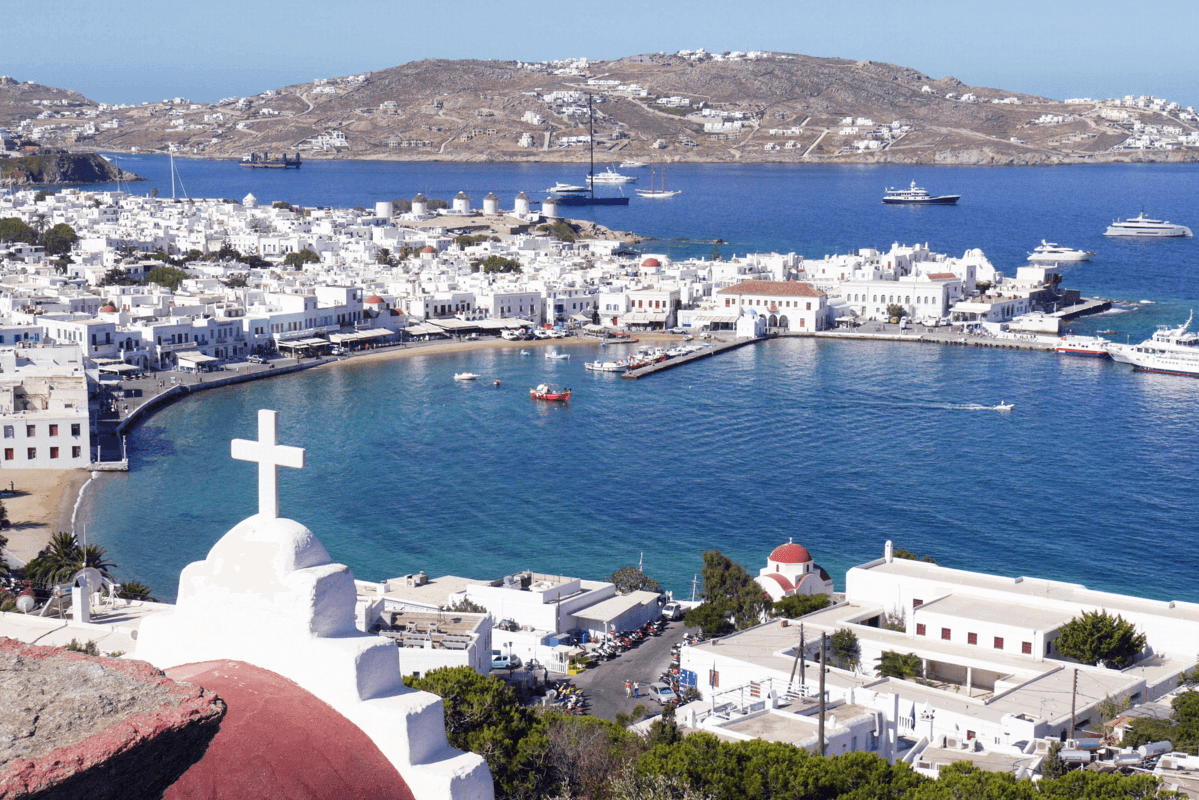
[625,679,632,698]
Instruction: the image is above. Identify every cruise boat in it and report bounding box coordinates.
[1108,312,1199,376]
[1054,335,1111,358]
[530,383,571,401]
[453,372,480,381]
[1028,241,1095,264]
[587,167,638,185]
[882,181,960,205]
[1104,213,1192,238]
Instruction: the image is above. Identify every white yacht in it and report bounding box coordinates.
[587,167,638,185]
[548,182,589,194]
[1104,213,1192,238]
[882,181,959,205]
[619,160,648,168]
[1028,241,1095,264]
[1108,312,1199,376]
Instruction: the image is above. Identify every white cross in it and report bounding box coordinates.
[231,409,305,520]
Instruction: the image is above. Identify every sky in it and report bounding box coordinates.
[5,0,1199,108]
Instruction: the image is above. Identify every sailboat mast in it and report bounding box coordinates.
[588,94,595,197]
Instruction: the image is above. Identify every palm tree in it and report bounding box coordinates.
[81,544,117,580]
[117,581,155,602]
[23,532,115,584]
[876,651,923,680]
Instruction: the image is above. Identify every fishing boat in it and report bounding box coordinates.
[584,359,627,372]
[520,350,531,357]
[453,372,480,381]
[636,166,682,199]
[994,402,1015,412]
[545,350,570,360]
[530,383,571,401]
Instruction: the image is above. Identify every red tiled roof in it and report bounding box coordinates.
[163,660,414,800]
[769,542,812,564]
[365,295,385,304]
[717,281,824,298]
[421,246,436,254]
[642,258,661,268]
[760,573,795,592]
[926,272,958,280]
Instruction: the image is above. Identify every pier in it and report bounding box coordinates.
[622,337,765,379]
[1051,298,1112,321]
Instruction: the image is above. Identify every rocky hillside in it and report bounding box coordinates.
[3,53,1196,166]
[0,148,141,185]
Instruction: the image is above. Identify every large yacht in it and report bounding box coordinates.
[1103,213,1192,238]
[882,181,960,205]
[587,167,638,185]
[1028,241,1095,264]
[1108,312,1199,376]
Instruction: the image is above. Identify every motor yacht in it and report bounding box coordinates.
[882,181,960,205]
[1028,241,1095,263]
[1104,213,1192,238]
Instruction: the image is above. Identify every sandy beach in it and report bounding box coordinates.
[0,469,91,567]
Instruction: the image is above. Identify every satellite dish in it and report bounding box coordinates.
[73,567,104,594]
[16,594,35,613]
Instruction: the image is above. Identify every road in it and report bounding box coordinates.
[567,619,694,721]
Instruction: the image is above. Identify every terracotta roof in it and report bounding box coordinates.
[421,246,436,254]
[926,272,958,280]
[769,541,812,564]
[759,573,795,592]
[642,258,661,268]
[163,660,414,800]
[365,295,385,304]
[100,305,117,313]
[717,281,824,298]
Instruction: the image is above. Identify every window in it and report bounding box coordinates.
[941,627,951,641]
[72,446,81,458]
[26,425,35,437]
[27,448,36,460]
[1022,641,1032,655]
[2,426,11,439]
[968,632,978,645]
[913,598,923,607]
[3,449,11,460]
[806,302,812,311]
[49,425,58,437]
[994,637,1004,650]
[50,447,58,459]
[709,670,720,688]
[916,623,926,636]
[71,424,80,437]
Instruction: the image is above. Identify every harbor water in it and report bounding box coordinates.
[77,157,1199,601]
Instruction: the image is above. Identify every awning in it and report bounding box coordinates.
[328,330,393,344]
[621,312,649,323]
[97,363,140,373]
[176,351,217,364]
[277,338,328,348]
[571,313,592,322]
[405,323,448,336]
[430,318,477,331]
[694,313,739,324]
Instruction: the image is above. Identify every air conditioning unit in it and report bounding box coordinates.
[1159,757,1177,771]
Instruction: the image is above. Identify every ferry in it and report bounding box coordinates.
[1104,213,1192,238]
[530,383,571,401]
[882,181,960,205]
[1054,335,1110,358]
[1109,312,1199,377]
[239,152,302,169]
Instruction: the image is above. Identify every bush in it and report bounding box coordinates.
[609,565,661,595]
[771,593,830,619]
[1056,610,1147,669]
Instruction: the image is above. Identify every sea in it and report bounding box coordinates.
[73,155,1199,603]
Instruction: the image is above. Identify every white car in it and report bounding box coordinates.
[661,601,684,621]
[646,682,677,705]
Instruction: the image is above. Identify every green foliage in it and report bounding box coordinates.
[117,581,156,602]
[405,666,552,799]
[905,761,1183,799]
[545,711,645,799]
[0,218,37,244]
[472,255,522,274]
[444,597,487,614]
[41,223,77,256]
[886,303,906,321]
[644,705,683,749]
[609,565,661,595]
[216,238,241,261]
[376,247,396,266]
[454,233,500,248]
[99,267,140,287]
[146,265,188,291]
[892,547,937,564]
[1056,610,1147,669]
[831,629,860,670]
[1041,740,1067,780]
[635,735,925,800]
[0,499,9,530]
[23,531,117,584]
[875,650,922,680]
[221,273,249,288]
[283,248,320,267]
[1181,666,1199,687]
[33,189,53,203]
[427,198,450,211]
[271,200,293,210]
[683,550,771,637]
[538,221,579,243]
[1123,691,1199,755]
[882,609,906,632]
[770,593,830,619]
[976,280,993,293]
[65,638,100,656]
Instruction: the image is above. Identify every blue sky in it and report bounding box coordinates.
[6,0,1198,107]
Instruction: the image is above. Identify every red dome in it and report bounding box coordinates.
[365,295,384,304]
[100,305,117,313]
[641,257,661,268]
[421,246,436,254]
[769,541,812,564]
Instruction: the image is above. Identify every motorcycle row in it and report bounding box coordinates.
[659,631,707,701]
[547,680,590,714]
[591,618,669,661]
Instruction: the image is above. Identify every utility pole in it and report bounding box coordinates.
[1069,668,1078,741]
[818,632,827,756]
[800,624,806,691]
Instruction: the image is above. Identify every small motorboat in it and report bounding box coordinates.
[585,360,626,372]
[545,350,570,360]
[454,372,479,381]
[530,383,571,401]
[994,402,1015,412]
[520,350,531,357]
[493,379,501,387]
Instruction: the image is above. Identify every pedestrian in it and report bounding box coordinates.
[633,681,640,698]
[625,680,632,698]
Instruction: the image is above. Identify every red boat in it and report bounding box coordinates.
[530,383,571,401]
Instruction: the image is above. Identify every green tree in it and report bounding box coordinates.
[272,200,293,210]
[831,629,860,670]
[1041,740,1067,780]
[0,499,9,530]
[683,601,734,638]
[683,550,770,636]
[41,223,78,256]
[24,531,116,584]
[1123,691,1199,755]
[99,267,140,287]
[146,265,188,291]
[472,255,522,274]
[283,248,320,267]
[117,580,156,602]
[216,238,241,261]
[893,547,937,564]
[0,218,37,244]
[221,273,249,288]
[609,565,661,595]
[875,650,922,680]
[770,593,830,619]
[1056,610,1147,669]
[376,247,396,266]
[33,189,53,203]
[886,303,906,321]
[545,711,645,800]
[404,666,552,799]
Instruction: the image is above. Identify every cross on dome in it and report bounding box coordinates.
[231,409,305,520]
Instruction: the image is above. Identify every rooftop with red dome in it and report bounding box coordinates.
[769,540,812,564]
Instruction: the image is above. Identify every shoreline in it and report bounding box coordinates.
[0,469,90,567]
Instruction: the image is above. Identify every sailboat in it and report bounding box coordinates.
[636,166,681,199]
[555,95,630,207]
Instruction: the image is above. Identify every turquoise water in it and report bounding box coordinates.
[79,159,1199,601]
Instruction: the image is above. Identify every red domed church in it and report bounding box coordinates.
[754,539,834,602]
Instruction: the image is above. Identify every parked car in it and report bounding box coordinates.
[329,346,347,355]
[661,601,684,621]
[491,651,521,670]
[247,355,265,364]
[645,682,677,705]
